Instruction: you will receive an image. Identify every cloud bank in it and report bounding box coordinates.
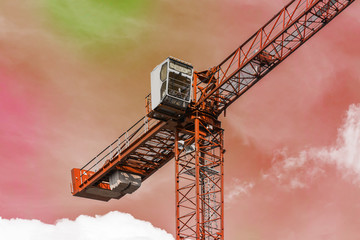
[226,103,360,202]
[0,211,174,240]
[265,104,360,189]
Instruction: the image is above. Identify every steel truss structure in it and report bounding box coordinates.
[195,0,356,116]
[71,118,176,201]
[70,0,356,238]
[175,115,224,239]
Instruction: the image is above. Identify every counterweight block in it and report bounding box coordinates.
[109,171,142,194]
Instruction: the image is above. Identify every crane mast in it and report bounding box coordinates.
[70,0,356,239]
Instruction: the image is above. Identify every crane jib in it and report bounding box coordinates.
[194,0,356,117]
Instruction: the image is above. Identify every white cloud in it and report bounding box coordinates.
[264,104,360,189]
[0,211,174,240]
[225,178,255,202]
[325,104,360,171]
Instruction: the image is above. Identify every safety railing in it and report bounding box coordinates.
[79,114,159,178]
[145,94,152,115]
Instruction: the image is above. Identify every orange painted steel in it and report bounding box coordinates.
[194,0,356,117]
[175,114,224,239]
[70,0,356,238]
[71,118,174,201]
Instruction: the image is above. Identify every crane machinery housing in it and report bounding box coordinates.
[70,0,357,239]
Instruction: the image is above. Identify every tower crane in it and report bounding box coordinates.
[70,0,357,239]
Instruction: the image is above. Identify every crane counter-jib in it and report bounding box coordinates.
[71,116,175,201]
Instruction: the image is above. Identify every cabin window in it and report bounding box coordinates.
[160,62,168,82]
[168,72,191,101]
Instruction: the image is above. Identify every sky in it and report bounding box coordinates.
[0,0,359,239]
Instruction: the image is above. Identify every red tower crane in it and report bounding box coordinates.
[70,0,356,239]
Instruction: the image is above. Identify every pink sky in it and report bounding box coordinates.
[0,0,360,239]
